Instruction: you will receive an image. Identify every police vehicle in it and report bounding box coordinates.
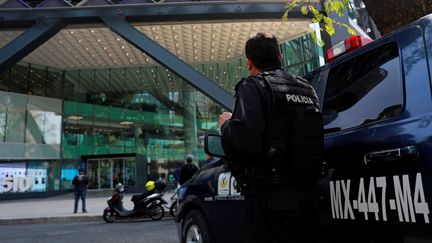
[175,14,432,243]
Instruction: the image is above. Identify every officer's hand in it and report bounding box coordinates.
[218,112,232,128]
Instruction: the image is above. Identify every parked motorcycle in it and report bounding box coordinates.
[103,182,167,223]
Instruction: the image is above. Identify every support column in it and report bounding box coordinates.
[182,82,198,156]
[0,18,65,75]
[101,15,233,111]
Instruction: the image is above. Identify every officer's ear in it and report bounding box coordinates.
[246,58,259,75]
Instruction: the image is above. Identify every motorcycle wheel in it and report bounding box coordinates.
[169,200,177,217]
[149,204,164,220]
[103,210,117,223]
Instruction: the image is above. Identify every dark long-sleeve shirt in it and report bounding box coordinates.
[221,73,268,162]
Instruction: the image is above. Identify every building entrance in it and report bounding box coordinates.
[87,157,136,190]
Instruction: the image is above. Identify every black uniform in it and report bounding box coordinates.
[221,68,324,243]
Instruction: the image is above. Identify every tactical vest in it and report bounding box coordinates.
[246,70,324,187]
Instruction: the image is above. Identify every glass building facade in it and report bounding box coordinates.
[0,31,322,196]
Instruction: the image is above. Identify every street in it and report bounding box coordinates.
[0,218,178,243]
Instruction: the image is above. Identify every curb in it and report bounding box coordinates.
[0,215,174,225]
[0,215,102,225]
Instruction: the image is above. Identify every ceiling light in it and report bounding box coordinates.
[146,58,150,62]
[172,26,176,30]
[126,53,129,56]
[68,116,83,120]
[151,27,156,31]
[116,38,121,41]
[120,121,134,126]
[121,46,125,49]
[175,43,180,47]
[155,36,159,39]
[212,25,216,29]
[192,25,196,29]
[212,34,216,38]
[58,41,62,44]
[174,35,178,39]
[91,30,95,33]
[70,31,74,34]
[97,39,101,42]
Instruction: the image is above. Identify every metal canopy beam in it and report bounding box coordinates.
[0,18,65,75]
[0,2,314,28]
[102,15,234,111]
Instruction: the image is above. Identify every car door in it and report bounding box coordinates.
[322,26,432,242]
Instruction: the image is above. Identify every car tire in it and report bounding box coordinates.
[182,210,214,243]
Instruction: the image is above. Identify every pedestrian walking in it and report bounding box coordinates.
[72,168,89,213]
[179,154,198,185]
[218,32,324,243]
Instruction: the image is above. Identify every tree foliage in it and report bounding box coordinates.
[283,0,356,45]
[285,0,432,38]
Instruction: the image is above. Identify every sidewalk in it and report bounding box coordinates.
[0,190,175,225]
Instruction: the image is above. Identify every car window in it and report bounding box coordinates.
[323,42,403,132]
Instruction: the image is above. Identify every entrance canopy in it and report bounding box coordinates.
[0,0,320,109]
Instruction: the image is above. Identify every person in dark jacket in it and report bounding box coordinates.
[179,154,198,185]
[218,33,324,243]
[72,168,89,213]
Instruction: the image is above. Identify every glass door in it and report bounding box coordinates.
[99,159,112,189]
[86,157,136,190]
[112,159,124,186]
[87,160,98,189]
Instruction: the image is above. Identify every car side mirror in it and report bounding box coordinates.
[204,134,225,158]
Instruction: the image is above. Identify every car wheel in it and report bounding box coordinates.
[182,210,214,243]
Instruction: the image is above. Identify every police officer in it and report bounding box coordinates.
[218,33,324,243]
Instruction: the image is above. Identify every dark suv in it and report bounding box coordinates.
[175,14,432,243]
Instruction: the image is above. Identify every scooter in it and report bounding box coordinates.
[102,184,167,223]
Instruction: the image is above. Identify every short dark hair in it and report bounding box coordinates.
[245,32,281,71]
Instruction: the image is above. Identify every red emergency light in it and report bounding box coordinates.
[325,36,373,62]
